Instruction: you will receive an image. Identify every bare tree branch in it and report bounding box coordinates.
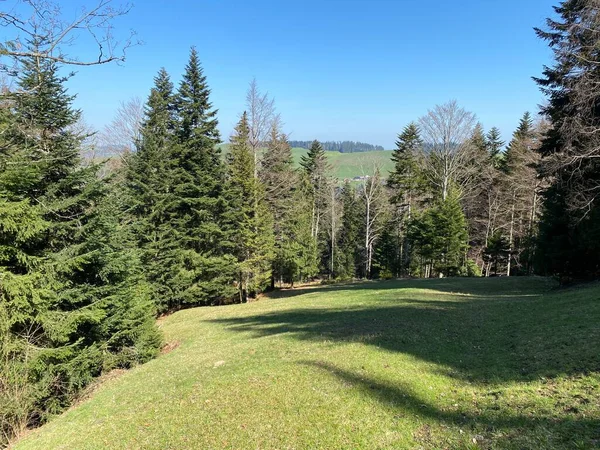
[0,0,138,71]
[246,78,276,176]
[418,100,477,201]
[98,96,143,158]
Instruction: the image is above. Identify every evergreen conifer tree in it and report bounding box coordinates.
[409,190,469,277]
[143,68,176,142]
[335,181,362,279]
[125,68,178,310]
[470,123,488,156]
[0,55,161,439]
[226,112,274,301]
[504,112,535,175]
[388,123,424,274]
[260,124,316,286]
[389,123,423,208]
[534,0,600,279]
[483,230,510,276]
[175,47,220,148]
[502,112,541,275]
[300,140,332,245]
[485,127,505,168]
[150,47,237,309]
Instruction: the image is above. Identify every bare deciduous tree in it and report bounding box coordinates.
[418,100,477,200]
[0,0,137,73]
[246,78,276,176]
[359,158,387,277]
[69,114,97,158]
[99,96,143,157]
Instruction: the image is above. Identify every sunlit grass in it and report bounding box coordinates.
[219,144,395,180]
[290,147,394,180]
[15,277,600,449]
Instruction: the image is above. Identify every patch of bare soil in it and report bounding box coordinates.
[160,340,180,355]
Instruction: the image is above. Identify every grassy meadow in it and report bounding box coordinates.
[218,144,395,180]
[290,148,394,180]
[15,277,600,449]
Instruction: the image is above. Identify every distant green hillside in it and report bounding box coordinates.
[290,148,394,180]
[219,144,394,180]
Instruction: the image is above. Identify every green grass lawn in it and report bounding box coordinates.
[15,277,600,449]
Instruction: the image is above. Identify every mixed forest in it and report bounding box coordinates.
[1,0,600,446]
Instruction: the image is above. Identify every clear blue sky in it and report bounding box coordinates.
[57,0,555,148]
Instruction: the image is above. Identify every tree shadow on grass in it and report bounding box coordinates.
[301,360,600,448]
[210,278,600,447]
[265,276,554,300]
[213,278,600,383]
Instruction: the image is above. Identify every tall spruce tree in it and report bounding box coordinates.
[389,123,423,210]
[175,47,220,148]
[463,123,500,273]
[260,124,316,286]
[335,181,362,279]
[125,68,180,310]
[503,112,541,275]
[388,123,424,274]
[143,68,176,142]
[0,55,161,442]
[504,112,534,175]
[470,123,488,155]
[534,0,600,280]
[226,112,274,301]
[291,176,320,283]
[0,88,49,443]
[300,140,332,244]
[147,47,236,309]
[486,127,505,168]
[126,68,175,229]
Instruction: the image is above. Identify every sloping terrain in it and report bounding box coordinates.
[218,144,395,180]
[16,278,600,449]
[290,148,394,180]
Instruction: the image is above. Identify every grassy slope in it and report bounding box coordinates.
[290,148,394,180]
[218,144,394,180]
[16,278,600,449]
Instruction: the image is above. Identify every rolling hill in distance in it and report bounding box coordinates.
[291,148,394,180]
[218,144,395,181]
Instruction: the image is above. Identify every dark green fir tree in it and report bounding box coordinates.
[534,0,600,280]
[485,127,505,168]
[335,181,363,279]
[388,123,424,274]
[226,112,274,301]
[154,47,236,309]
[0,54,161,440]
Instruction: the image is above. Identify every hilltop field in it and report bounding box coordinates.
[16,277,600,449]
[218,144,395,180]
[290,148,394,180]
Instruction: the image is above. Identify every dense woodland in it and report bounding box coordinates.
[1,0,600,446]
[288,140,385,152]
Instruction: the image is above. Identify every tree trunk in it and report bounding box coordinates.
[311,202,316,238]
[507,192,516,277]
[365,201,371,278]
[330,188,335,278]
[404,197,412,275]
[528,188,538,274]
